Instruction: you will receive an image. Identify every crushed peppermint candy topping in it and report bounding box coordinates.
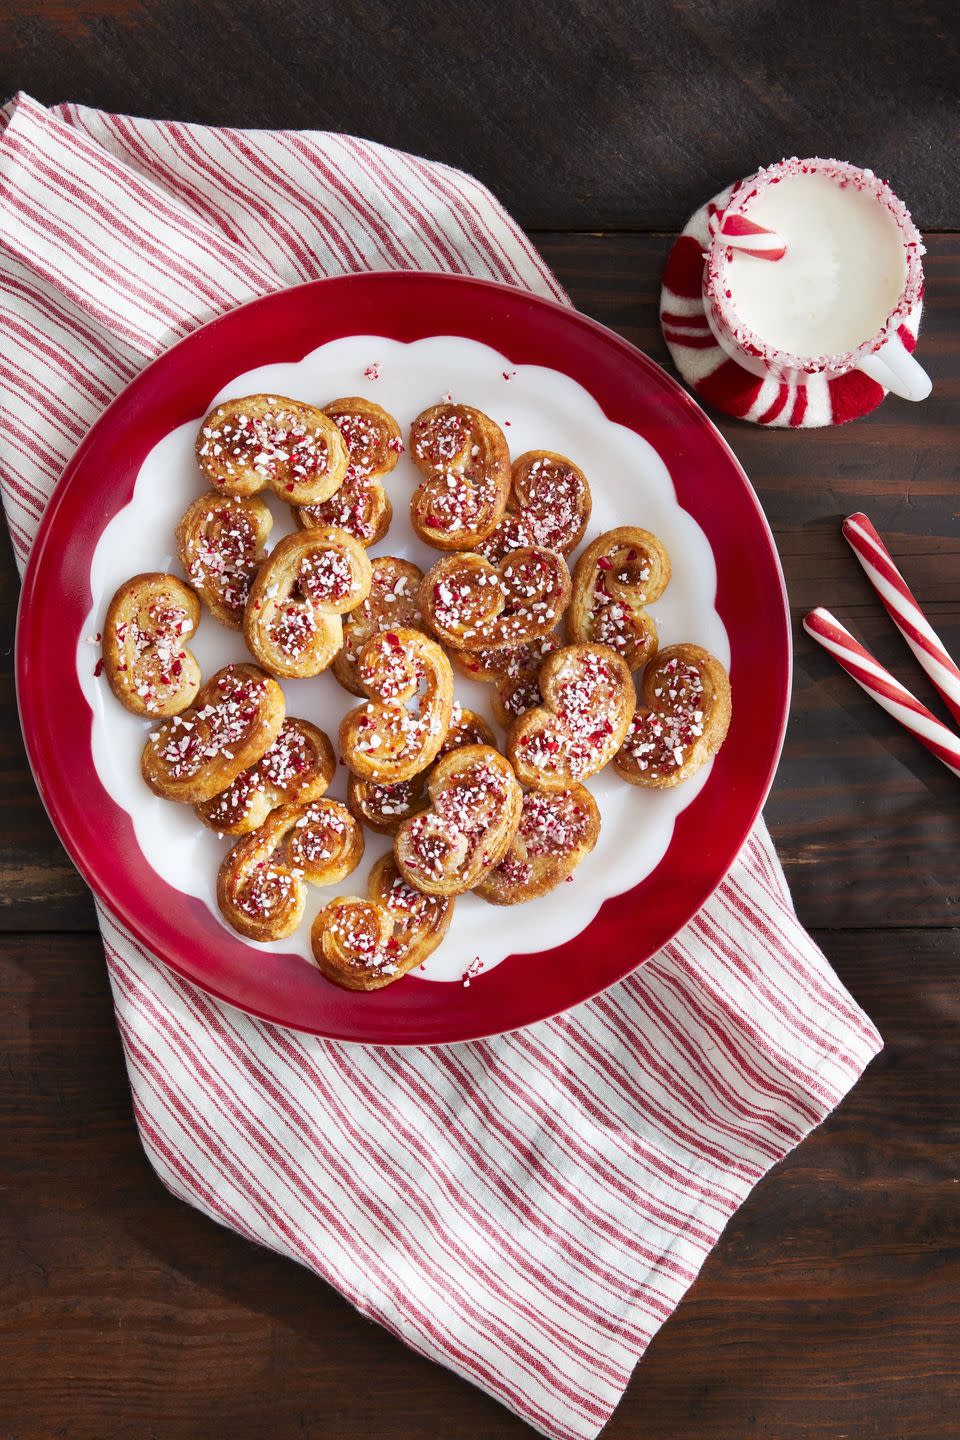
[520,789,590,856]
[587,545,655,658]
[623,658,706,775]
[328,901,400,975]
[199,402,331,485]
[363,362,381,380]
[300,470,383,543]
[114,595,193,709]
[402,762,509,879]
[187,505,262,616]
[461,956,483,988]
[204,722,316,826]
[236,865,296,921]
[150,669,267,778]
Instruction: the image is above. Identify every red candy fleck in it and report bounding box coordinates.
[93,658,104,678]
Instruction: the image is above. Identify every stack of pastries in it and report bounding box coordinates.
[102,393,731,992]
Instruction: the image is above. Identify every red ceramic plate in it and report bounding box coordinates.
[16,271,790,1045]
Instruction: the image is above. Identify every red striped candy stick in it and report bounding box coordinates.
[803,607,960,780]
[708,209,787,260]
[843,511,960,728]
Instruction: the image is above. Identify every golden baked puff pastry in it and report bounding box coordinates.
[419,547,571,653]
[346,703,494,835]
[408,403,511,550]
[103,572,201,717]
[141,663,285,803]
[331,555,425,696]
[478,452,591,564]
[195,718,336,835]
[244,526,372,679]
[176,492,273,629]
[568,526,671,671]
[507,643,635,791]
[615,644,731,788]
[196,394,349,505]
[476,783,600,905]
[339,627,454,785]
[217,798,364,941]
[393,744,522,897]
[312,855,453,991]
[294,397,402,547]
[451,632,562,727]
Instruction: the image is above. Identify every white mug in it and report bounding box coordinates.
[702,157,931,403]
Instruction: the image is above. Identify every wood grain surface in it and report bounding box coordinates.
[2,6,959,1437]
[2,0,959,231]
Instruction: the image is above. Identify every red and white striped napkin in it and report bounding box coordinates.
[0,92,881,1439]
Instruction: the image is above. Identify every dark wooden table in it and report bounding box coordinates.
[2,4,959,1437]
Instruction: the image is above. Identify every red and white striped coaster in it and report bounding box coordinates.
[660,181,923,427]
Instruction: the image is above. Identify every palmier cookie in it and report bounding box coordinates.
[478,451,591,564]
[339,627,454,785]
[347,704,495,835]
[408,403,511,550]
[103,573,201,717]
[419,547,570,653]
[568,527,670,670]
[176,493,272,628]
[507,643,635,791]
[244,527,372,679]
[331,556,424,696]
[217,799,364,942]
[476,783,600,905]
[393,744,522,897]
[294,397,402,546]
[615,644,731,788]
[196,394,349,505]
[312,855,452,991]
[451,633,561,726]
[196,718,336,835]
[141,663,284,803]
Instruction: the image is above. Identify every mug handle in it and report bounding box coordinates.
[857,334,932,402]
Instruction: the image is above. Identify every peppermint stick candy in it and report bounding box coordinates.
[709,210,787,261]
[843,511,960,728]
[803,607,960,780]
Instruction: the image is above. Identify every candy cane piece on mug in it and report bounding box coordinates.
[803,607,960,780]
[708,209,787,260]
[843,512,960,728]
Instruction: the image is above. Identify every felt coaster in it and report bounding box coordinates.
[660,181,923,427]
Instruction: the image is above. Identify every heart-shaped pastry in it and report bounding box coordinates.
[507,643,635,790]
[420,547,570,652]
[196,393,349,505]
[244,526,372,678]
[451,632,562,726]
[294,396,402,546]
[311,854,453,991]
[408,403,511,550]
[332,555,425,696]
[217,798,364,941]
[347,704,494,834]
[615,644,731,788]
[176,492,273,628]
[103,572,201,717]
[568,526,670,670]
[478,450,591,563]
[141,662,285,803]
[196,717,335,835]
[394,743,522,896]
[339,626,454,784]
[476,783,600,905]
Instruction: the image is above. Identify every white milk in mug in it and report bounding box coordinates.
[703,157,930,402]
